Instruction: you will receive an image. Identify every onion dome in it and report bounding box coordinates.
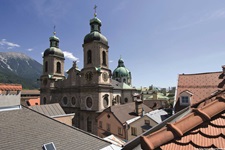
[113,58,131,78]
[84,15,108,46]
[43,32,64,59]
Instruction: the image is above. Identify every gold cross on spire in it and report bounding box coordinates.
[94,5,97,17]
[53,25,56,35]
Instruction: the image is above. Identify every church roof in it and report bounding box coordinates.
[0,106,111,150]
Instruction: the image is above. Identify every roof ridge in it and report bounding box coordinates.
[140,92,225,150]
[179,71,222,76]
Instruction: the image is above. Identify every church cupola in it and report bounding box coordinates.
[83,6,108,46]
[49,32,59,48]
[82,6,109,69]
[44,31,64,59]
[112,57,132,86]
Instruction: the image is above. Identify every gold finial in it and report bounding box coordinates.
[53,25,56,35]
[94,5,97,17]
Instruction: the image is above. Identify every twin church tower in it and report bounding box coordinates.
[40,10,135,134]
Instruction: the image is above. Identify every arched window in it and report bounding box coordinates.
[45,61,48,72]
[62,97,68,105]
[43,97,47,104]
[71,97,76,106]
[116,95,120,104]
[124,98,128,103]
[56,62,61,73]
[102,51,106,66]
[86,97,93,108]
[87,116,92,132]
[87,50,92,64]
[123,78,126,83]
[103,94,109,108]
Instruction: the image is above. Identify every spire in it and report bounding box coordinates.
[118,57,125,67]
[94,5,97,17]
[53,25,56,35]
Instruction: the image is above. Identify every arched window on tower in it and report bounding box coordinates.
[87,50,92,64]
[56,62,61,73]
[102,51,106,66]
[87,116,92,132]
[45,61,48,72]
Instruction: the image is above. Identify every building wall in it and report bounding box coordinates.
[97,111,126,140]
[127,115,157,141]
[0,91,21,107]
[53,115,74,126]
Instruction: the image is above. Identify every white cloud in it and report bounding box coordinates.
[63,51,79,61]
[27,48,33,51]
[0,39,20,49]
[109,60,113,63]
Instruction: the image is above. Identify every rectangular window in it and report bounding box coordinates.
[131,127,137,136]
[107,123,110,132]
[145,120,150,126]
[118,127,122,135]
[181,96,189,104]
[99,121,102,128]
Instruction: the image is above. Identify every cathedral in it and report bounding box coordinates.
[40,12,136,135]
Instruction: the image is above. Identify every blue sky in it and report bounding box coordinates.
[1,0,225,88]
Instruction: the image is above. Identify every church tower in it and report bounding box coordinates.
[40,31,65,104]
[78,7,113,134]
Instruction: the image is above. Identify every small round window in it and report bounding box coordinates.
[63,97,68,105]
[86,97,93,108]
[71,97,76,105]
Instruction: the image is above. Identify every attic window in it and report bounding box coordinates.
[181,96,189,105]
[43,142,56,150]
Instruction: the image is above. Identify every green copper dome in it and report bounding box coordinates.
[84,16,108,46]
[84,31,108,45]
[43,33,64,59]
[44,47,64,58]
[112,58,131,78]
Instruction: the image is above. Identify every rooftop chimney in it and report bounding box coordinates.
[222,65,225,76]
[135,99,143,116]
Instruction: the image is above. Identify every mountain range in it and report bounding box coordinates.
[0,52,42,89]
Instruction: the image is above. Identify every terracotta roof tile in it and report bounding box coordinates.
[0,83,22,91]
[140,90,225,150]
[27,98,40,106]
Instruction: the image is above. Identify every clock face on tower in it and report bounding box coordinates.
[85,71,93,81]
[102,72,108,82]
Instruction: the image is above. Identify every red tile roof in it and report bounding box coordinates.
[0,83,22,91]
[27,98,40,106]
[140,90,225,150]
[175,72,223,112]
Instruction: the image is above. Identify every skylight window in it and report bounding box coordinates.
[43,142,56,150]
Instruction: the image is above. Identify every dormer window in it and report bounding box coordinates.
[179,90,193,106]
